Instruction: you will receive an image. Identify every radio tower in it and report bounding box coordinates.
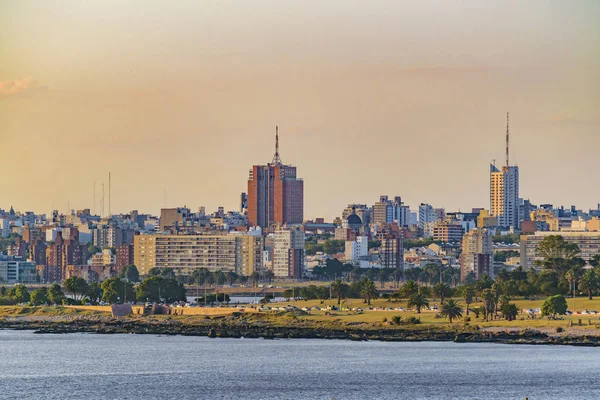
[505,112,510,167]
[271,126,282,165]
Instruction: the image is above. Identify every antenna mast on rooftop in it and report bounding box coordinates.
[272,125,282,164]
[505,112,510,167]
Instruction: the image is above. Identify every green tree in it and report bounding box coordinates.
[121,265,140,282]
[12,284,30,303]
[481,288,496,321]
[579,269,599,300]
[101,278,135,304]
[439,299,462,323]
[148,267,162,277]
[30,287,49,305]
[432,282,452,304]
[541,294,568,319]
[135,276,186,303]
[536,235,580,276]
[398,280,419,299]
[407,293,430,314]
[87,282,102,304]
[359,278,378,305]
[459,285,475,315]
[48,283,65,305]
[63,276,89,301]
[331,279,349,305]
[500,302,519,321]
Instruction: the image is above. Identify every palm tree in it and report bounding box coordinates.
[578,269,599,300]
[439,299,462,323]
[330,279,349,305]
[481,288,496,321]
[432,282,451,304]
[423,263,440,286]
[398,280,419,299]
[359,278,378,305]
[407,293,430,314]
[459,285,475,315]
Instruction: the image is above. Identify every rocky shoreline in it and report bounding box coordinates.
[1,316,600,347]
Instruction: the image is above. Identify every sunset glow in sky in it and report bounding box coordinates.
[1,1,599,219]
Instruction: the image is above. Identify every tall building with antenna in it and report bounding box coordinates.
[490,113,520,229]
[247,126,304,229]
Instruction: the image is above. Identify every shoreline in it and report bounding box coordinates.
[2,316,600,347]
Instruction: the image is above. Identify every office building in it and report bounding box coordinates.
[490,113,520,229]
[247,127,304,229]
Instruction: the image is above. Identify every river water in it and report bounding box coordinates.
[0,330,598,399]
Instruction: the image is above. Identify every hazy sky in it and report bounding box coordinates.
[1,1,599,220]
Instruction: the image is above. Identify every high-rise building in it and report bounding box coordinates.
[418,203,438,233]
[460,228,492,281]
[371,196,408,226]
[272,227,305,278]
[133,233,264,277]
[247,127,304,229]
[380,232,404,269]
[345,236,369,263]
[490,113,520,229]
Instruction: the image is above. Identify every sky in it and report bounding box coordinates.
[1,1,599,220]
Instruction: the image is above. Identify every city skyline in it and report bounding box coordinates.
[1,1,599,219]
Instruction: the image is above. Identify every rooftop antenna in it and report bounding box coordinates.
[108,171,111,216]
[505,112,510,167]
[272,125,282,164]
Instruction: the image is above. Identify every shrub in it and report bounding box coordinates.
[405,316,421,325]
[391,315,402,325]
[382,317,388,323]
[556,327,564,333]
[464,317,471,322]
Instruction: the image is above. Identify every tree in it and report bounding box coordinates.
[63,276,89,301]
[135,276,186,303]
[48,283,65,305]
[481,288,496,321]
[459,285,475,315]
[542,294,568,319]
[121,265,140,283]
[30,288,49,305]
[87,282,102,304]
[331,279,349,305]
[12,284,30,303]
[500,302,519,321]
[579,269,599,300]
[590,255,600,268]
[148,267,162,277]
[398,280,419,299]
[359,278,378,305]
[439,299,462,323]
[536,235,580,276]
[407,293,429,314]
[432,282,452,304]
[423,263,441,286]
[101,278,135,304]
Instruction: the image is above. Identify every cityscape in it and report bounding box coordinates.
[2,1,600,399]
[2,118,600,286]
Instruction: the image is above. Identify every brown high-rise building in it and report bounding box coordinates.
[247,127,304,229]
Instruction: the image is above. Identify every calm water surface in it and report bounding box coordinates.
[0,330,598,400]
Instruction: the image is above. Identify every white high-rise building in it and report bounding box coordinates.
[345,236,368,263]
[490,113,520,230]
[490,165,520,229]
[273,227,305,278]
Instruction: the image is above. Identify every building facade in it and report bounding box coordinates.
[490,164,520,229]
[520,232,600,269]
[133,234,264,277]
[272,227,305,278]
[460,228,492,281]
[247,129,304,229]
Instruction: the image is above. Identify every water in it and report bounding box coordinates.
[0,330,598,400]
